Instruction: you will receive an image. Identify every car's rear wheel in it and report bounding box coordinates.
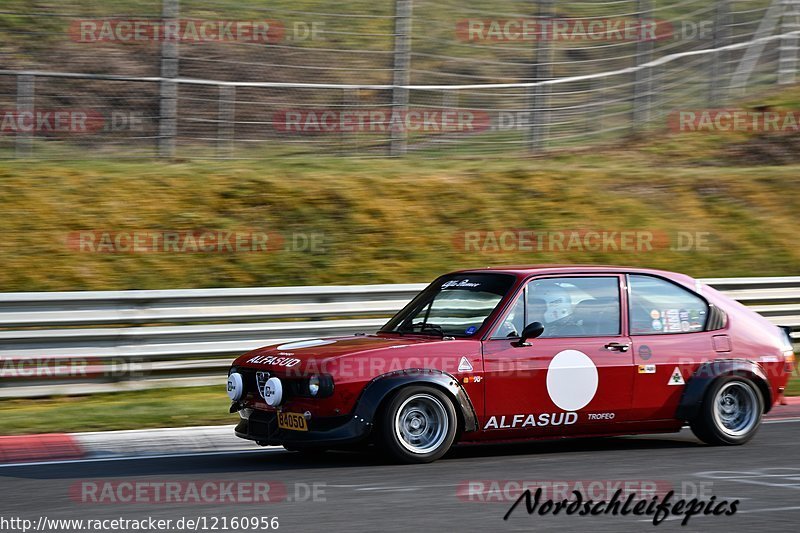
[690,376,763,445]
[379,386,457,463]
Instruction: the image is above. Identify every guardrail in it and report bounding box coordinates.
[1,278,798,398]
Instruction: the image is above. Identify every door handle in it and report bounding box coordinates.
[604,342,631,352]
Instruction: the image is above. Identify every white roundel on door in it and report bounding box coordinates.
[546,349,598,411]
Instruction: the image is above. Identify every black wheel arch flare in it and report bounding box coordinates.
[675,359,773,421]
[352,369,479,434]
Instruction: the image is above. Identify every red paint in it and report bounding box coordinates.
[232,265,792,445]
[0,433,84,463]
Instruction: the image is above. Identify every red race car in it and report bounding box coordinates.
[227,266,794,463]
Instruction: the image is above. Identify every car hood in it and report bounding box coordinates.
[232,334,443,375]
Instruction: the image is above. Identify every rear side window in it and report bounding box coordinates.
[628,275,708,335]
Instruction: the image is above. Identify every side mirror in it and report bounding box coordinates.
[513,321,544,347]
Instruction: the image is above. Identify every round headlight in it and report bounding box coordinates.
[263,376,283,406]
[308,375,320,396]
[227,372,244,401]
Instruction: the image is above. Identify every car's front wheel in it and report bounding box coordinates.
[690,376,763,445]
[379,386,457,463]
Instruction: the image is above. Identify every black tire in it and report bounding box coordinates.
[378,386,457,464]
[690,376,763,445]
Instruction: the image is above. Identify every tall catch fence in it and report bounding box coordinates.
[0,0,798,158]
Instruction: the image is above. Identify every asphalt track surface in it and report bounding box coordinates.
[1,420,799,533]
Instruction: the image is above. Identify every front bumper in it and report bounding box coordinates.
[234,408,372,447]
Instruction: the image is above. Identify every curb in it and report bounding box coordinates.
[0,433,85,463]
[72,424,254,459]
[2,399,799,465]
[0,425,260,465]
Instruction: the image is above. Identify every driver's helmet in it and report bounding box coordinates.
[532,282,573,324]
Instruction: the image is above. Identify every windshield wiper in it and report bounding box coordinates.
[398,322,445,336]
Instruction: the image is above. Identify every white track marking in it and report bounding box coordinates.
[0,447,283,469]
[764,417,800,424]
[640,505,800,522]
[0,418,797,469]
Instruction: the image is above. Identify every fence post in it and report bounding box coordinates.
[709,0,731,104]
[15,74,34,158]
[159,0,179,158]
[730,0,782,94]
[631,0,654,131]
[590,77,605,135]
[390,0,413,156]
[217,85,235,157]
[779,0,800,84]
[529,0,554,152]
[344,88,360,154]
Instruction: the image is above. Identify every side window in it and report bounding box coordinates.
[528,277,620,337]
[628,275,708,335]
[494,277,621,338]
[494,290,525,338]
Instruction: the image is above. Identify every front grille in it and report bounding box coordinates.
[233,366,310,401]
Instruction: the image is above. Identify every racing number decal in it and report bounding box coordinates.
[546,350,599,411]
[483,349,599,430]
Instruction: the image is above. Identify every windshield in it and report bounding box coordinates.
[381,273,516,337]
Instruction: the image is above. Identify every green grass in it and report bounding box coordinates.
[785,376,800,397]
[1,134,799,292]
[0,386,233,435]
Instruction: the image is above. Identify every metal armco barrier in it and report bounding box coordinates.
[0,278,798,398]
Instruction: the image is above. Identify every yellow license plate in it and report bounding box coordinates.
[277,411,308,431]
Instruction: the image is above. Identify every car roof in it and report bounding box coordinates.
[452,265,697,287]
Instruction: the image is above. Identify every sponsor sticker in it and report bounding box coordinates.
[668,366,685,385]
[484,412,578,429]
[638,364,656,374]
[638,345,653,361]
[442,279,482,289]
[246,355,301,367]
